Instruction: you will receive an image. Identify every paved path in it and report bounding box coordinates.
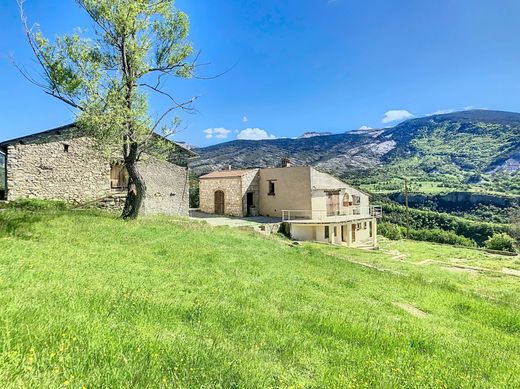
[189,211,281,227]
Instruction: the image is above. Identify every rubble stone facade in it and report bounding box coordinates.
[2,127,190,216]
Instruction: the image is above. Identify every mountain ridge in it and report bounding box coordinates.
[191,110,520,194]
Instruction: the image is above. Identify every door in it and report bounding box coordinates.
[351,224,356,242]
[326,191,340,216]
[246,192,254,215]
[214,190,225,215]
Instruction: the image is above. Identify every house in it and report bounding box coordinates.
[0,124,196,215]
[198,161,382,247]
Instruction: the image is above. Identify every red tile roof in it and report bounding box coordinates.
[199,169,257,179]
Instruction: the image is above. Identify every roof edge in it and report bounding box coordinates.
[0,123,197,156]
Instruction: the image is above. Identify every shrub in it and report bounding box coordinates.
[485,233,517,253]
[379,223,403,240]
[408,228,475,247]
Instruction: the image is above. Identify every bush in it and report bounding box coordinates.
[380,202,516,246]
[485,233,517,253]
[408,228,475,247]
[379,223,403,240]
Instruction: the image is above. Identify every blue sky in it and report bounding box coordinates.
[1,0,520,147]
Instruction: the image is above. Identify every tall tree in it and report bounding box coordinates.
[17,0,197,218]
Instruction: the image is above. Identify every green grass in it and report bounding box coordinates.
[1,208,520,388]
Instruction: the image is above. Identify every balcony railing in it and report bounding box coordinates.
[282,205,382,222]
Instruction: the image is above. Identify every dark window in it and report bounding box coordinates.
[352,195,361,205]
[324,226,329,239]
[268,180,276,195]
[110,163,128,190]
[63,144,70,152]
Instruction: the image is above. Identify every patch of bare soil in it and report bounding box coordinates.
[392,302,428,318]
[442,266,478,275]
[502,268,520,277]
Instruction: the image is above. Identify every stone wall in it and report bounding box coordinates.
[5,129,189,216]
[139,157,189,216]
[6,131,110,202]
[199,177,243,216]
[240,170,260,215]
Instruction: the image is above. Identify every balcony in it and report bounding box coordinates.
[282,205,382,223]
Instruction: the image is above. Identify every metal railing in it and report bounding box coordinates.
[282,205,382,222]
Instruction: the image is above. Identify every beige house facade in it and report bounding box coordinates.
[199,164,381,247]
[0,124,195,216]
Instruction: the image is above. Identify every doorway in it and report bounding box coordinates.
[351,223,356,242]
[246,192,254,215]
[214,190,225,215]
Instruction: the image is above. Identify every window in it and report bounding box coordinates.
[324,226,329,239]
[369,222,373,238]
[268,180,276,195]
[352,195,361,205]
[363,222,367,230]
[342,193,350,207]
[110,163,129,190]
[63,144,70,152]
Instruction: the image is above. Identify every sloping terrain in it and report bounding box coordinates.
[1,206,519,387]
[192,110,520,195]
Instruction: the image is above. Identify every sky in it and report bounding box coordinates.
[1,0,520,147]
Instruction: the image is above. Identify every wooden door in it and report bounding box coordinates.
[214,190,225,215]
[326,191,340,216]
[351,224,356,242]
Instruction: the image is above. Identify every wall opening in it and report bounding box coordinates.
[110,162,129,190]
[214,190,225,215]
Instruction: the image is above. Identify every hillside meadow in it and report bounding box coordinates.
[0,205,519,388]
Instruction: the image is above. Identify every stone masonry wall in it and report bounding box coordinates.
[241,170,260,215]
[138,157,189,216]
[6,131,110,202]
[199,177,243,216]
[5,129,189,216]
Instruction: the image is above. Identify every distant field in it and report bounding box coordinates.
[1,207,519,388]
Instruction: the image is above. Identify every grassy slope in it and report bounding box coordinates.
[1,209,520,388]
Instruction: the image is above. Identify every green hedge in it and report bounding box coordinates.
[379,222,476,247]
[381,203,516,246]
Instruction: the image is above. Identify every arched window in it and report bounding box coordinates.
[342,193,350,207]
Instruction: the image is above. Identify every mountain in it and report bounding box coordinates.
[298,131,334,138]
[191,110,520,195]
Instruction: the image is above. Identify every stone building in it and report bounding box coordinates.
[199,163,382,247]
[199,169,260,217]
[0,124,195,216]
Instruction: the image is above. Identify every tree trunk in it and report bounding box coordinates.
[122,143,146,219]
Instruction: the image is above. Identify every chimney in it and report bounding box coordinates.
[281,157,290,168]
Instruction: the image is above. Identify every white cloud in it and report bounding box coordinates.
[358,125,372,130]
[203,127,231,140]
[426,109,455,116]
[236,128,276,140]
[242,115,248,123]
[382,110,414,124]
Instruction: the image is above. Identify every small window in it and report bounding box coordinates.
[63,144,70,152]
[110,163,129,190]
[268,180,276,195]
[324,226,329,239]
[363,222,367,229]
[342,193,350,207]
[352,195,361,205]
